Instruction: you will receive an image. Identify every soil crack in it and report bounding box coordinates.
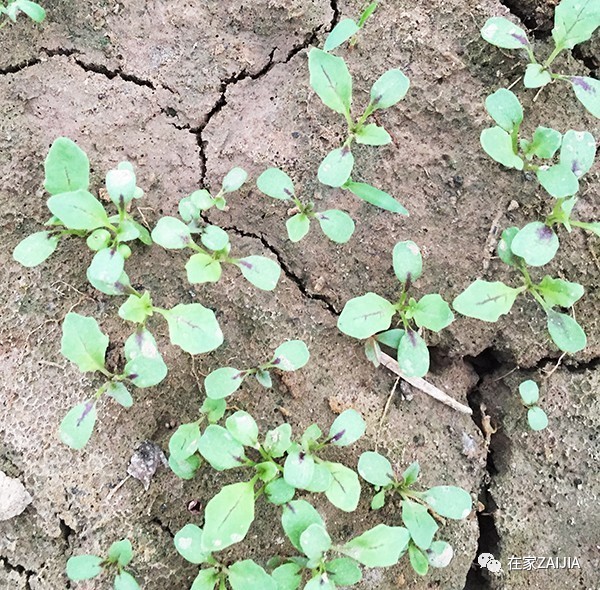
[0,47,78,75]
[0,556,36,590]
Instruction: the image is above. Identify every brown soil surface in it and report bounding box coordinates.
[0,1,598,589]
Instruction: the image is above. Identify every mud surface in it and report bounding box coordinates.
[0,1,598,589]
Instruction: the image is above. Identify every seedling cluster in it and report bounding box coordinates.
[0,0,44,27]
[518,380,549,431]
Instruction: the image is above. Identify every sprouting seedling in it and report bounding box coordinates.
[151,176,282,291]
[518,380,548,431]
[12,138,152,295]
[338,241,454,378]
[66,538,140,589]
[270,500,411,589]
[323,2,378,52]
[481,0,600,118]
[480,89,597,200]
[357,452,472,576]
[168,407,366,516]
[307,47,410,193]
[0,0,45,27]
[204,339,310,400]
[453,226,587,354]
[256,168,355,243]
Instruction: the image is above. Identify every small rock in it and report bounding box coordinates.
[507,199,519,211]
[0,471,32,521]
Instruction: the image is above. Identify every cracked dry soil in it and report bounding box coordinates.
[0,0,598,589]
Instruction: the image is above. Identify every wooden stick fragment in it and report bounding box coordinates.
[377,351,473,415]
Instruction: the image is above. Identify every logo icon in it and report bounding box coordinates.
[478,553,503,573]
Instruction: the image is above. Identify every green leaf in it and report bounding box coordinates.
[480,127,523,170]
[198,425,246,470]
[327,558,362,585]
[427,540,454,568]
[174,524,211,564]
[402,461,420,486]
[161,303,223,354]
[398,329,430,378]
[570,76,600,118]
[497,226,521,267]
[358,1,377,26]
[304,462,334,493]
[114,571,140,590]
[272,340,310,371]
[256,461,279,482]
[201,225,230,252]
[283,447,315,489]
[411,294,454,332]
[190,569,218,590]
[271,563,302,590]
[481,16,530,48]
[286,213,310,242]
[106,382,133,408]
[107,539,133,567]
[238,256,281,291]
[546,309,587,353]
[409,543,429,576]
[169,422,201,460]
[537,163,579,198]
[328,409,366,446]
[308,48,352,115]
[186,253,222,284]
[365,337,381,366]
[510,222,559,267]
[422,486,472,520]
[264,423,293,458]
[123,328,168,388]
[338,293,395,339]
[324,461,361,512]
[151,217,193,249]
[402,500,438,550]
[205,367,245,400]
[453,280,521,322]
[88,247,124,286]
[358,451,394,486]
[524,64,552,89]
[118,292,153,324]
[281,500,325,552]
[375,328,405,348]
[300,523,332,560]
[201,481,255,552]
[316,209,355,243]
[344,181,408,214]
[552,0,600,49]
[86,228,111,251]
[47,190,109,230]
[190,189,215,211]
[61,313,108,373]
[300,424,322,448]
[340,524,410,567]
[221,167,248,193]
[324,18,360,51]
[226,411,259,447]
[106,167,136,207]
[560,130,596,179]
[87,269,131,296]
[201,398,227,423]
[59,401,97,450]
[355,123,392,145]
[256,168,295,200]
[228,560,276,590]
[169,453,201,480]
[265,477,296,505]
[393,240,422,283]
[525,127,562,159]
[44,137,90,195]
[527,406,549,431]
[537,276,584,308]
[318,147,355,188]
[13,231,59,267]
[255,369,272,388]
[16,1,46,22]
[485,88,523,132]
[370,69,410,110]
[305,574,335,590]
[519,380,540,405]
[66,555,103,581]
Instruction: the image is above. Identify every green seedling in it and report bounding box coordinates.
[358,452,472,576]
[518,379,548,431]
[0,0,45,26]
[480,89,597,200]
[13,138,152,293]
[453,226,587,354]
[152,174,281,291]
[323,2,378,52]
[256,168,355,243]
[307,47,410,199]
[169,407,366,516]
[270,500,411,589]
[204,339,310,399]
[66,538,140,589]
[481,0,600,118]
[338,241,454,377]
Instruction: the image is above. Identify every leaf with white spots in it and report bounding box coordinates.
[570,76,600,119]
[123,328,168,388]
[198,425,247,470]
[422,486,472,520]
[174,524,211,564]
